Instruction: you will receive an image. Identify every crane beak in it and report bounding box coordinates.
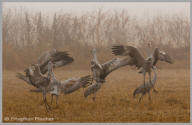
[166,55,174,64]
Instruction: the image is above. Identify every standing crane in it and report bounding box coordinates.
[17,62,54,111]
[16,49,74,111]
[30,61,92,107]
[133,67,157,102]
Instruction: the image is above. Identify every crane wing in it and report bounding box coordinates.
[16,72,32,85]
[83,57,135,97]
[61,75,92,94]
[101,57,134,78]
[152,48,159,66]
[84,82,102,98]
[38,50,74,74]
[112,45,145,69]
[38,49,55,65]
[16,72,40,88]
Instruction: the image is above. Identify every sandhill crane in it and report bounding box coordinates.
[16,49,74,111]
[17,49,74,87]
[30,61,92,106]
[17,62,53,111]
[133,67,157,102]
[84,49,134,101]
[112,45,173,89]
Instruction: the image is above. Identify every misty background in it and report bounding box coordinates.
[2,2,190,70]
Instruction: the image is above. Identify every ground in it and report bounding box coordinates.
[3,68,190,123]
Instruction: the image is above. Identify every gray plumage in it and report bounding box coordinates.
[16,49,74,111]
[84,82,102,98]
[84,49,133,100]
[17,49,74,87]
[25,49,74,75]
[112,45,173,88]
[17,62,53,111]
[30,61,92,106]
[38,49,57,65]
[133,67,157,102]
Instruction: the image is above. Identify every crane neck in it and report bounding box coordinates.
[47,63,56,81]
[152,68,157,85]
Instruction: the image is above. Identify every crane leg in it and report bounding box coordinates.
[143,72,146,89]
[43,92,49,111]
[56,95,59,107]
[149,71,152,85]
[46,98,51,110]
[139,94,144,103]
[42,91,51,111]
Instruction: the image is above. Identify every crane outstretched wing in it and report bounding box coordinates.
[152,48,159,66]
[16,72,32,85]
[84,57,135,97]
[36,49,74,74]
[61,75,92,94]
[101,57,134,79]
[112,45,145,69]
[38,49,56,65]
[84,82,102,98]
[16,72,40,88]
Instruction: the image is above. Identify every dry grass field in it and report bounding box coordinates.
[3,67,190,123]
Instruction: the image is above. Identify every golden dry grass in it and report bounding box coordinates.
[3,68,190,123]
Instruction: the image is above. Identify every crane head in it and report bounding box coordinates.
[159,51,174,64]
[91,48,97,55]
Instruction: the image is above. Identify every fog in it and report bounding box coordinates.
[3,2,190,20]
